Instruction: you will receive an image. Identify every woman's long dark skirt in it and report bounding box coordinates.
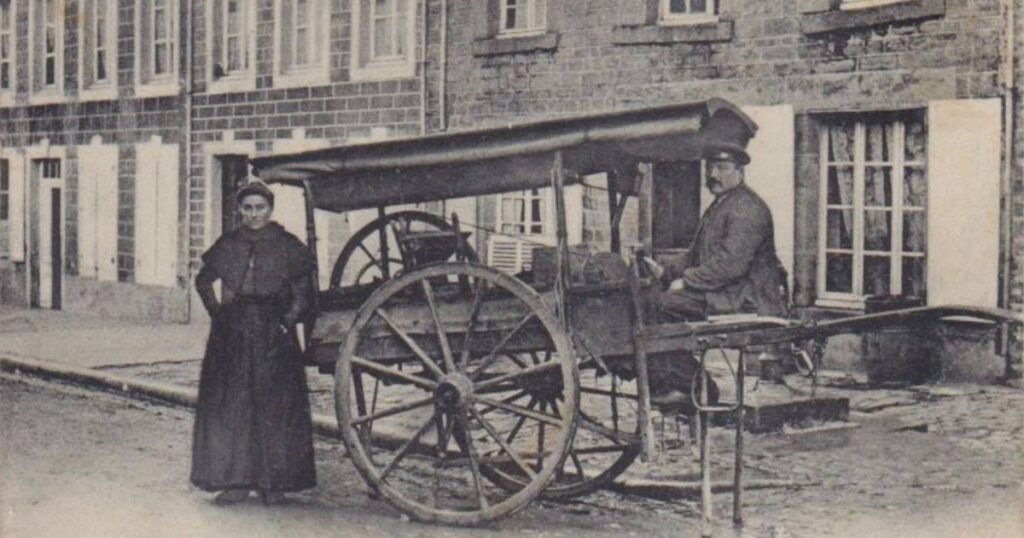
[190,299,316,493]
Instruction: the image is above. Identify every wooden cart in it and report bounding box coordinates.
[251,99,1021,530]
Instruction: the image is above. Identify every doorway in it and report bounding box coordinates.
[34,159,62,309]
[217,155,250,236]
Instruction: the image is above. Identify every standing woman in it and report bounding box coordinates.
[191,181,317,505]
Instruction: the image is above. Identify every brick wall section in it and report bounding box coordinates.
[443,0,1020,368]
[187,0,425,267]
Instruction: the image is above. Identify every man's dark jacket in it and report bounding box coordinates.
[678,183,788,317]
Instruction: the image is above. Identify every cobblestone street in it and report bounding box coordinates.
[96,358,1024,537]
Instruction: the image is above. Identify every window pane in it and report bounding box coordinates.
[155,43,168,75]
[155,7,167,40]
[827,166,854,205]
[373,17,389,57]
[864,122,894,162]
[903,166,926,207]
[827,122,856,163]
[826,209,853,249]
[864,166,892,207]
[1,64,7,89]
[904,119,927,162]
[902,257,926,299]
[825,253,852,293]
[96,51,106,80]
[863,256,891,296]
[669,0,687,13]
[296,28,309,65]
[864,210,890,251]
[46,58,55,84]
[227,37,240,71]
[396,10,406,55]
[692,0,707,12]
[902,212,926,253]
[505,3,519,30]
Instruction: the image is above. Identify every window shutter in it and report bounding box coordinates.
[473,0,500,40]
[134,140,179,287]
[7,152,24,261]
[926,99,1001,307]
[741,105,796,292]
[78,143,118,280]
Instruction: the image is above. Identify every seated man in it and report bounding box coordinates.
[644,142,789,407]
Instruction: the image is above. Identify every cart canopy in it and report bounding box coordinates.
[251,98,757,213]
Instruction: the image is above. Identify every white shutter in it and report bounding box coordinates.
[77,143,118,280]
[135,140,180,287]
[6,152,25,261]
[926,99,1001,307]
[741,105,796,291]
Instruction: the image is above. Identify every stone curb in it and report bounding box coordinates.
[0,353,812,500]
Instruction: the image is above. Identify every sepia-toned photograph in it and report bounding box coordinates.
[1,0,1022,536]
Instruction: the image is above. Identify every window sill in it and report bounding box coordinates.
[274,68,331,90]
[612,19,734,46]
[800,0,945,35]
[207,74,257,95]
[349,59,416,82]
[472,31,559,57]
[134,81,181,99]
[79,86,119,102]
[28,90,68,106]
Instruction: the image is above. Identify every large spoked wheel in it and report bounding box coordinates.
[329,210,479,289]
[479,358,642,499]
[336,262,579,526]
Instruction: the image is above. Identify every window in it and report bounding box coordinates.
[29,0,64,101]
[274,0,329,87]
[351,0,415,80]
[660,0,716,24]
[500,0,546,36]
[208,0,256,92]
[80,0,118,100]
[135,0,179,96]
[499,189,546,235]
[818,111,927,306]
[0,0,14,100]
[0,159,8,221]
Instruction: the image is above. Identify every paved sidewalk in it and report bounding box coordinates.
[0,307,209,368]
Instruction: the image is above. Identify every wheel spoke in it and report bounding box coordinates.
[379,414,437,481]
[477,390,531,417]
[351,395,434,426]
[536,401,547,469]
[469,406,538,480]
[472,395,563,427]
[455,412,490,509]
[578,410,635,445]
[475,360,561,391]
[504,397,537,445]
[458,277,488,372]
[421,278,456,373]
[469,312,538,380]
[373,308,445,378]
[357,242,382,268]
[569,451,586,482]
[350,356,437,390]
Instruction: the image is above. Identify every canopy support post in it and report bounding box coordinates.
[302,180,320,301]
[377,206,390,279]
[551,151,571,324]
[607,170,621,254]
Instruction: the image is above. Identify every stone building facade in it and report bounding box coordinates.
[0,0,1019,374]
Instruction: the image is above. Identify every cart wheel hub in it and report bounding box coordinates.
[434,373,473,411]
